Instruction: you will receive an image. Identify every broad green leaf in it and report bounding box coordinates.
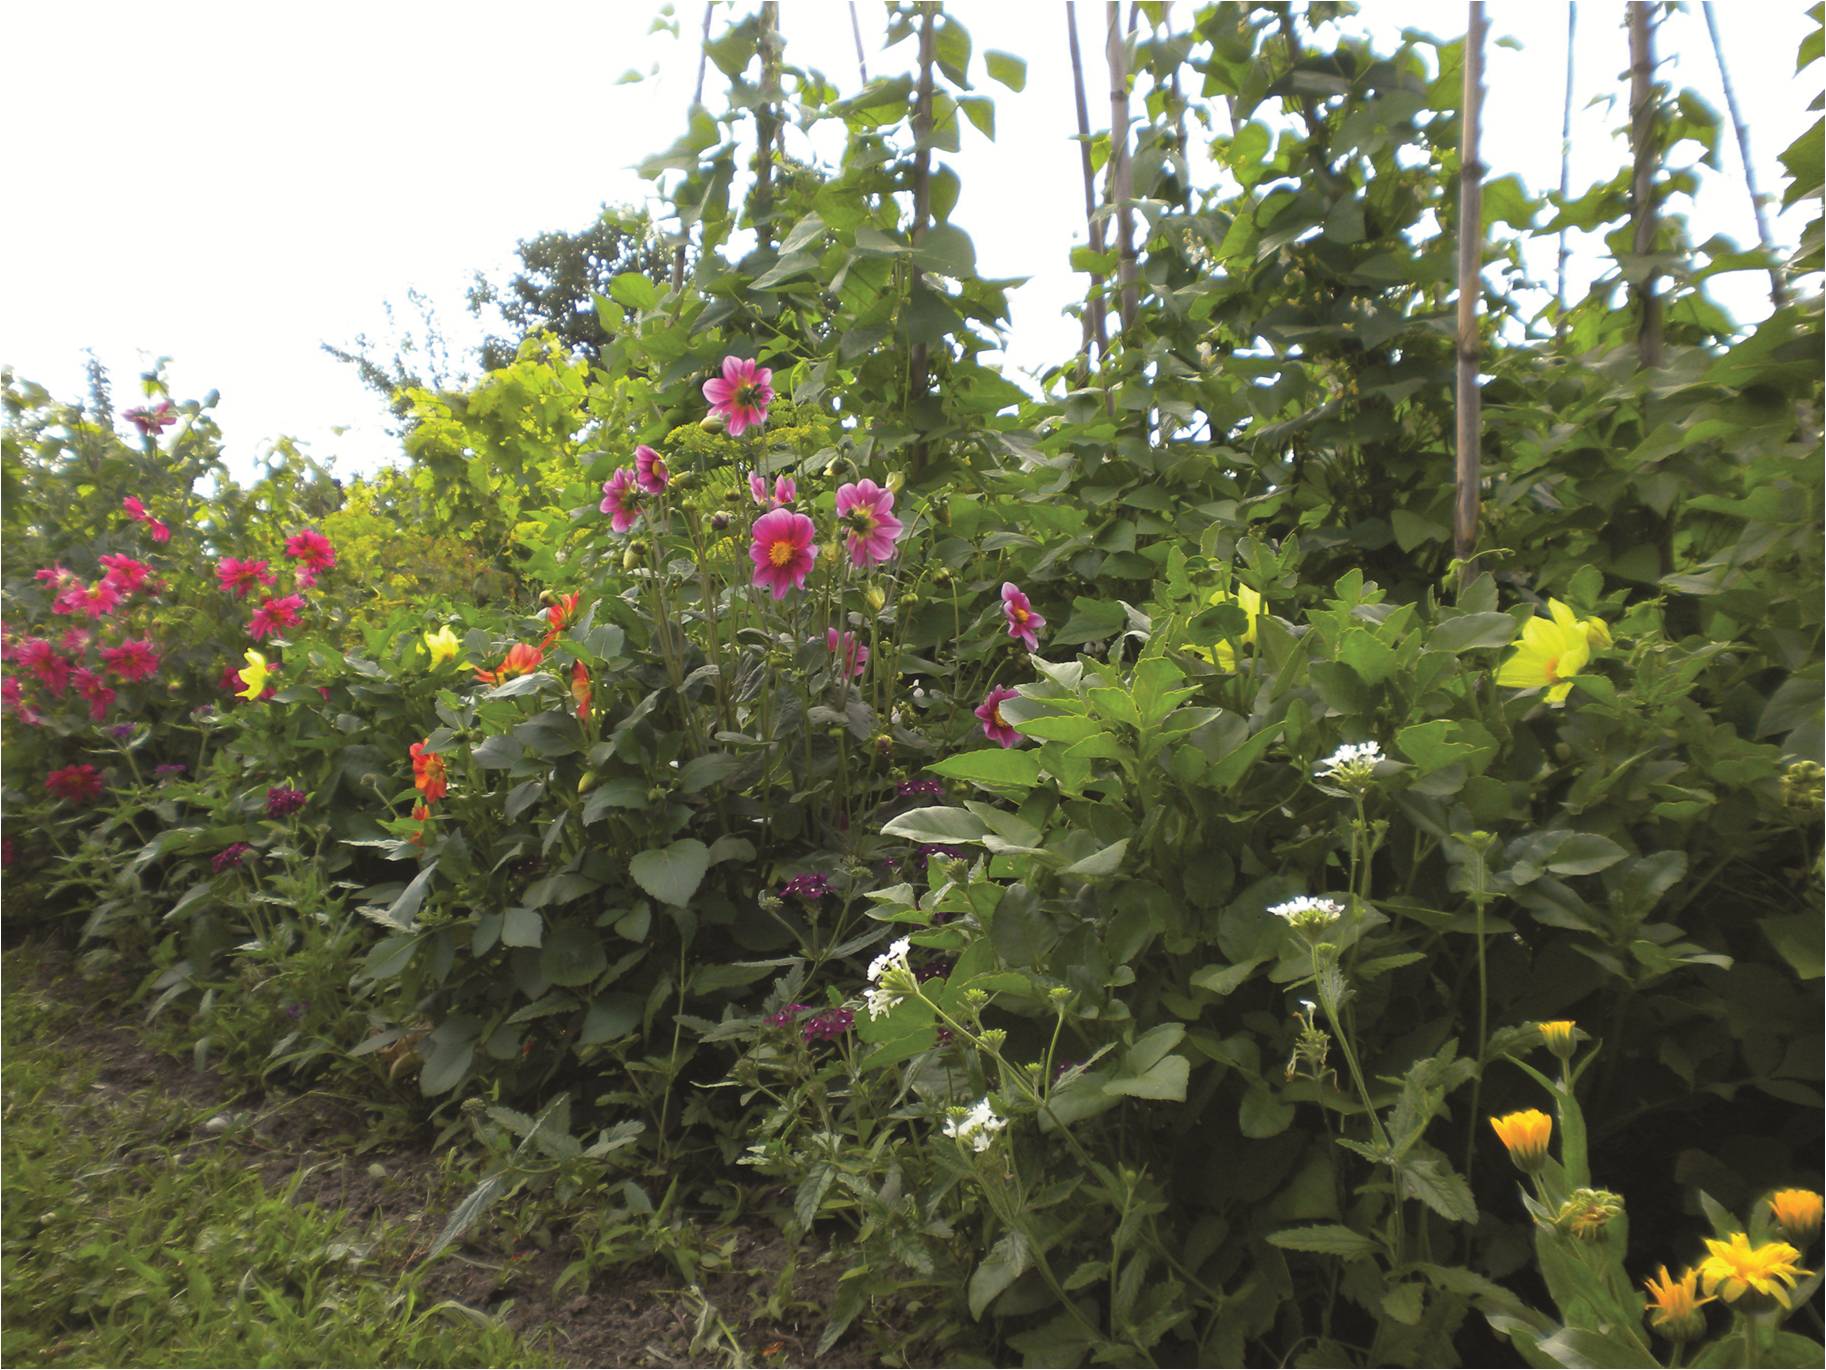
[629,839,711,907]
[1267,1225,1383,1258]
[927,748,1042,788]
[968,1230,1031,1319]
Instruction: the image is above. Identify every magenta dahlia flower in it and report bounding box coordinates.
[1001,582,1045,651]
[284,528,337,574]
[599,467,641,533]
[98,554,153,595]
[123,401,177,436]
[634,445,670,494]
[216,557,276,599]
[34,564,76,588]
[835,479,905,567]
[748,471,796,508]
[749,509,818,599]
[45,763,104,805]
[248,593,306,640]
[826,627,869,678]
[975,684,1022,748]
[53,580,123,621]
[265,786,308,818]
[703,356,774,437]
[100,639,160,683]
[72,668,115,721]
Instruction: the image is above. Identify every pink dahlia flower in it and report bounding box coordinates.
[101,638,161,683]
[826,627,869,679]
[599,467,641,533]
[749,471,796,508]
[53,580,123,621]
[284,528,337,574]
[123,401,177,436]
[703,356,774,437]
[248,593,306,640]
[147,519,171,544]
[34,564,75,588]
[72,667,115,722]
[58,628,91,655]
[835,479,905,568]
[749,508,818,599]
[634,445,670,494]
[45,763,104,805]
[1001,582,1045,651]
[216,557,276,599]
[98,555,153,595]
[15,640,70,694]
[975,684,1022,748]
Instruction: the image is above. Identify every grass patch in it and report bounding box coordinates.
[1,947,538,1368]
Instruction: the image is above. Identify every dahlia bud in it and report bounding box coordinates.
[623,540,649,571]
[865,585,887,613]
[885,470,904,494]
[710,511,730,532]
[700,411,727,434]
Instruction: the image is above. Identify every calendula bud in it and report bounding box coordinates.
[1537,1020,1578,1061]
[1555,1188,1625,1242]
[1490,1109,1553,1173]
[865,585,886,613]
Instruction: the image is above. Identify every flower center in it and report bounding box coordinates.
[1012,606,1029,624]
[991,703,1006,728]
[1543,654,1561,682]
[769,540,794,568]
[735,382,760,409]
[847,509,877,535]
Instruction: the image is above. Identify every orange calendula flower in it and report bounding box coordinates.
[1643,1265,1712,1341]
[1769,1189,1824,1244]
[409,741,447,804]
[1490,1109,1553,1172]
[475,642,545,685]
[1697,1233,1812,1310]
[539,593,581,649]
[1537,1020,1578,1061]
[570,659,592,724]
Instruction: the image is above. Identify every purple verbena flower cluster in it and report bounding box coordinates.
[800,1007,854,1042]
[780,872,831,900]
[265,786,307,818]
[212,842,253,873]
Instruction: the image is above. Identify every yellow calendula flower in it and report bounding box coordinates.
[1697,1232,1812,1310]
[1495,599,1610,704]
[1537,1020,1578,1061]
[1769,1189,1824,1244]
[423,625,462,669]
[1194,583,1265,670]
[236,649,271,701]
[1490,1109,1553,1172]
[1643,1264,1713,1341]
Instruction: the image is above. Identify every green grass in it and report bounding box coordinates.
[1,951,538,1368]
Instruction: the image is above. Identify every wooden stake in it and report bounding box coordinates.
[849,1,869,85]
[1454,2,1488,581]
[1628,4,1663,368]
[672,2,715,292]
[1556,3,1575,338]
[908,3,937,476]
[1106,3,1139,336]
[1068,4,1110,372]
[1702,1,1790,307]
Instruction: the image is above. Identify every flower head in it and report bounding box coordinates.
[53,580,123,621]
[1537,1020,1579,1061]
[1697,1233,1811,1309]
[123,401,177,436]
[1496,600,1610,705]
[1269,895,1345,934]
[897,778,945,799]
[570,659,592,724]
[1490,1109,1553,1173]
[265,786,308,818]
[423,625,462,669]
[634,445,669,494]
[45,763,105,805]
[212,842,253,874]
[825,627,869,679]
[599,467,642,533]
[248,594,306,640]
[283,528,336,574]
[749,508,818,599]
[764,1003,811,1029]
[975,684,1022,748]
[749,471,795,508]
[834,479,905,567]
[801,1007,854,1043]
[1314,740,1383,789]
[16,640,72,695]
[1000,582,1045,651]
[474,642,544,685]
[781,871,832,901]
[539,593,581,649]
[121,495,150,522]
[216,557,276,599]
[100,638,160,684]
[99,554,153,595]
[1555,1187,1625,1241]
[1643,1265,1713,1342]
[410,740,448,804]
[1195,583,1265,670]
[146,519,171,544]
[72,667,116,722]
[236,649,273,701]
[1769,1190,1824,1245]
[864,936,917,1019]
[703,356,774,437]
[942,1098,1008,1153]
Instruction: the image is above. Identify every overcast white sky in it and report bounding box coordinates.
[1,2,1817,483]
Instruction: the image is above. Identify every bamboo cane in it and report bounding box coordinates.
[672,2,716,292]
[1628,4,1663,368]
[1702,1,1790,308]
[1454,2,1488,583]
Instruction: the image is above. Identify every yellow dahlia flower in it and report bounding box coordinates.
[235,649,272,701]
[1495,599,1610,704]
[1490,1109,1553,1172]
[1643,1264,1712,1341]
[1769,1189,1824,1244]
[423,624,462,669]
[1697,1232,1811,1310]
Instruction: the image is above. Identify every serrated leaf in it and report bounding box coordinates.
[1267,1224,1383,1258]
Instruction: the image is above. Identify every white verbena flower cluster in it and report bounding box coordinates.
[1314,740,1383,780]
[942,1097,1007,1152]
[865,936,913,1020]
[1268,895,1345,931]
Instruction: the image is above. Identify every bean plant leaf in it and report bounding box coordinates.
[629,839,711,907]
